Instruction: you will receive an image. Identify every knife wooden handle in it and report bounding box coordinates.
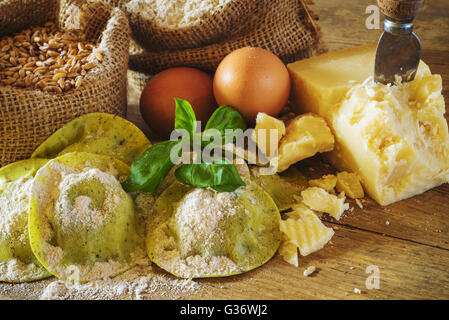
[377,0,424,19]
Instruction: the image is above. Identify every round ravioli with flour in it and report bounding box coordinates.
[29,152,144,282]
[31,113,151,166]
[0,159,51,283]
[146,182,281,278]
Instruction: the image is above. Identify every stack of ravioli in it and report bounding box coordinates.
[0,114,151,283]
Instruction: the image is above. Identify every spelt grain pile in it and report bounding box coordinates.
[0,22,103,93]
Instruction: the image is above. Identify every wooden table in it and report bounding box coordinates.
[126,0,447,300]
[1,0,448,300]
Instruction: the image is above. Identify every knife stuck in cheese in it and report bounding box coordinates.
[287,44,449,206]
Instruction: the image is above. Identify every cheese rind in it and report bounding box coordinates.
[287,45,449,205]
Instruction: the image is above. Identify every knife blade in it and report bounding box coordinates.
[374,0,425,85]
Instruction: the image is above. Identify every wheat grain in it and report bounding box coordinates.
[0,22,103,93]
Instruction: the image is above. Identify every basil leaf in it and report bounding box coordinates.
[174,98,197,141]
[122,140,180,194]
[174,161,246,192]
[203,105,246,145]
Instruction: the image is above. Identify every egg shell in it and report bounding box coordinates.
[140,67,216,138]
[213,47,291,122]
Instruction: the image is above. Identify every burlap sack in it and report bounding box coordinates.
[125,0,262,52]
[0,0,130,167]
[128,0,324,75]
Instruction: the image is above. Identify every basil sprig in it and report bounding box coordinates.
[122,140,180,194]
[174,97,197,142]
[202,105,247,145]
[175,159,245,193]
[122,98,247,194]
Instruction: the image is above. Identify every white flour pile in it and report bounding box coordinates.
[31,160,144,282]
[55,168,122,231]
[126,0,231,28]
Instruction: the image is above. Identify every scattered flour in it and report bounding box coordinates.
[0,259,202,300]
[175,188,238,255]
[0,177,49,282]
[0,178,33,240]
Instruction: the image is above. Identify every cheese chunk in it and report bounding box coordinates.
[278,240,299,267]
[301,187,349,220]
[336,171,364,199]
[287,45,449,205]
[280,203,334,256]
[309,174,337,192]
[277,113,335,172]
[251,112,286,158]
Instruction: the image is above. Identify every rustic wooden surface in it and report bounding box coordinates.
[1,0,448,300]
[123,0,449,300]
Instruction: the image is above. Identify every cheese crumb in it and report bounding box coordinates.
[301,187,350,220]
[336,171,364,199]
[309,174,337,192]
[303,266,316,276]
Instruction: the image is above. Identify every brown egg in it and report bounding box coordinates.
[213,47,291,123]
[140,67,216,138]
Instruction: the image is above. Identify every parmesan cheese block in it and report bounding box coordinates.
[287,44,449,205]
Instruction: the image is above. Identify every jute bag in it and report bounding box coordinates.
[128,0,323,75]
[0,0,130,167]
[125,0,261,52]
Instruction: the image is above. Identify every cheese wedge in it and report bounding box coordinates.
[287,45,449,205]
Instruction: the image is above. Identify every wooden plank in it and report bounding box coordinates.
[189,224,449,300]
[311,0,449,52]
[2,223,446,299]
